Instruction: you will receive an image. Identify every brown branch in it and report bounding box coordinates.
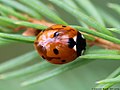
[87,37,120,50]
[14,18,54,36]
[13,17,120,50]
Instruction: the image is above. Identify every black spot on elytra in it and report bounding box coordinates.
[61,60,66,63]
[76,32,86,56]
[53,48,59,55]
[53,32,59,37]
[62,25,66,27]
[68,38,76,48]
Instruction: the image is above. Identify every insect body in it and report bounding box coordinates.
[34,25,86,64]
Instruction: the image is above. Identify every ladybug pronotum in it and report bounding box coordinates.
[34,24,86,64]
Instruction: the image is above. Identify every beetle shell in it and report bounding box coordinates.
[34,24,86,64]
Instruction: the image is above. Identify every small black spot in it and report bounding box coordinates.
[53,48,59,55]
[68,38,76,48]
[53,32,59,37]
[62,25,66,27]
[61,60,66,62]
[42,56,45,59]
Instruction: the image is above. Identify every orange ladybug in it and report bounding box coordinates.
[34,25,86,64]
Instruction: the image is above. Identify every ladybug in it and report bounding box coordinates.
[34,25,86,64]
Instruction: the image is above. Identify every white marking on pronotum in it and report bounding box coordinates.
[81,50,84,55]
[73,45,76,51]
[73,36,77,42]
[78,31,85,39]
[73,36,77,51]
[81,35,85,39]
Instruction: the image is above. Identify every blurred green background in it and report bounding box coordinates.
[0,0,120,90]
[0,43,120,90]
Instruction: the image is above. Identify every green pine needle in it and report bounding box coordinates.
[0,32,35,43]
[75,0,105,25]
[75,26,120,44]
[96,65,120,88]
[97,75,120,84]
[98,8,120,28]
[21,58,92,86]
[50,0,113,36]
[19,0,68,25]
[0,16,47,29]
[0,61,52,79]
[0,51,38,73]
[0,0,120,89]
[0,0,42,19]
[80,54,120,60]
[108,28,120,34]
[86,49,120,55]
[108,3,120,15]
[0,4,28,20]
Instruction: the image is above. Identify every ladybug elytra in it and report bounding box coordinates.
[34,25,86,64]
